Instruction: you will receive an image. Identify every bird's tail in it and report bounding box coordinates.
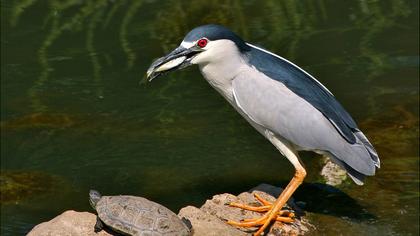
[327,129,380,185]
[353,129,380,168]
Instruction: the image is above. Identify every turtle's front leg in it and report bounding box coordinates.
[94,216,104,233]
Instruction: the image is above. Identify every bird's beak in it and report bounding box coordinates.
[146,46,200,81]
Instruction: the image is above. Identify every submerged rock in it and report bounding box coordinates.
[359,102,418,157]
[1,112,75,131]
[28,184,313,235]
[0,171,64,204]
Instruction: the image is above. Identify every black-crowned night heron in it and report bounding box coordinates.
[147,24,380,235]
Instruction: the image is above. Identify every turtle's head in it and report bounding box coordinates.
[89,190,102,209]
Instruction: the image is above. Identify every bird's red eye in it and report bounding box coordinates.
[197,38,208,48]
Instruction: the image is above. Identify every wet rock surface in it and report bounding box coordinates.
[28,184,313,236]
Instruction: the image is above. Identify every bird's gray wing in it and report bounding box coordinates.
[245,43,358,144]
[231,60,379,182]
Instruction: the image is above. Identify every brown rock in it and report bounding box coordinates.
[180,184,314,236]
[178,206,247,236]
[27,210,112,236]
[29,184,314,236]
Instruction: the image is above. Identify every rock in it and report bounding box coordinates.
[29,184,313,236]
[320,158,347,186]
[179,183,314,236]
[27,210,112,236]
[178,206,247,236]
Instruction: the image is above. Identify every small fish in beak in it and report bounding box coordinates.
[148,56,187,77]
[146,46,200,81]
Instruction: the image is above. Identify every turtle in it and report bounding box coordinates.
[89,190,191,236]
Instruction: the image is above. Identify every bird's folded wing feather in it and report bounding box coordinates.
[231,68,378,176]
[244,43,358,144]
[231,44,379,177]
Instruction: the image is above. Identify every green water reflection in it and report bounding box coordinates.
[1,0,419,235]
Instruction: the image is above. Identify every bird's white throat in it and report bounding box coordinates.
[193,39,248,101]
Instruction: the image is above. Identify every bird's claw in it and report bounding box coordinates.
[227,193,295,216]
[226,193,295,235]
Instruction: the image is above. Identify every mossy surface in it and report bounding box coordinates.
[0,171,62,204]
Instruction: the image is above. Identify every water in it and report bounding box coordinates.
[1,0,418,235]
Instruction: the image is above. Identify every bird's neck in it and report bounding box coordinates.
[198,56,248,102]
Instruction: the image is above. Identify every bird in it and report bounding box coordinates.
[146,24,380,235]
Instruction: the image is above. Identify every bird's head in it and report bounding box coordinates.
[146,24,249,81]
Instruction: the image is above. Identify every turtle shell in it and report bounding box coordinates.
[96,195,190,236]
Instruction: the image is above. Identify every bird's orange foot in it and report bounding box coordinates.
[228,193,295,217]
[227,214,294,226]
[226,193,295,235]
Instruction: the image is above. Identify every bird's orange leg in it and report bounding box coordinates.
[227,168,306,235]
